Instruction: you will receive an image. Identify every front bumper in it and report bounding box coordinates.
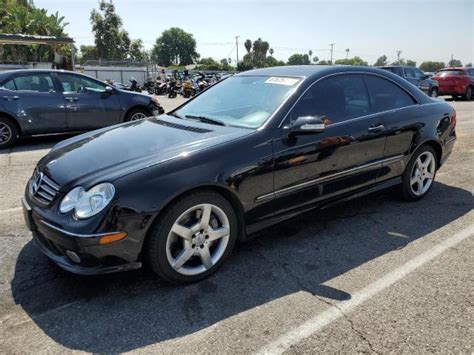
[22,197,142,275]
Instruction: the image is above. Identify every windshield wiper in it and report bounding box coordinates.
[185,115,228,126]
[169,111,184,119]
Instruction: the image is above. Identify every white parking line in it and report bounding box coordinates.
[0,207,22,215]
[257,221,474,354]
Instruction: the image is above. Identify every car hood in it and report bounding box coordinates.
[38,115,252,188]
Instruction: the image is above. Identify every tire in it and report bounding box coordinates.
[125,107,150,122]
[429,87,438,98]
[0,116,19,149]
[145,191,238,284]
[400,145,437,201]
[451,95,459,101]
[463,86,472,101]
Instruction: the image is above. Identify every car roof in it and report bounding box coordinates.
[236,65,395,78]
[0,69,78,78]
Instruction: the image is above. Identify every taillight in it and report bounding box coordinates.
[452,110,456,128]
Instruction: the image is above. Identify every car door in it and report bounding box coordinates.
[363,74,419,182]
[54,73,121,131]
[0,72,66,134]
[268,74,387,216]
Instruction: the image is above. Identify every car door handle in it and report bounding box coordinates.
[2,95,19,101]
[368,124,385,133]
[65,97,79,102]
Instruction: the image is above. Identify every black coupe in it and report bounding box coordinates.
[22,65,456,283]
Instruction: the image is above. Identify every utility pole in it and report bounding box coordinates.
[329,43,335,65]
[396,50,402,64]
[235,36,240,65]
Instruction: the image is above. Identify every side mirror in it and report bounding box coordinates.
[104,86,114,95]
[288,116,326,136]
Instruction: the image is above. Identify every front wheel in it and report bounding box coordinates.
[400,145,437,201]
[145,191,238,283]
[125,107,150,122]
[0,117,19,149]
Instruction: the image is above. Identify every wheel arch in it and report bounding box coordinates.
[123,105,152,122]
[0,111,22,136]
[416,139,443,168]
[146,184,247,244]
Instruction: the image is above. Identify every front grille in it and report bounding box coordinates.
[30,169,60,204]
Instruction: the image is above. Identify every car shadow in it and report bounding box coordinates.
[10,182,473,352]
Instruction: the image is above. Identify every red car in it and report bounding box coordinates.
[432,67,474,100]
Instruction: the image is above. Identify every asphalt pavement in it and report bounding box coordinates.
[0,97,472,353]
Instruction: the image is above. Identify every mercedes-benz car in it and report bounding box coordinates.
[0,69,164,148]
[22,65,456,284]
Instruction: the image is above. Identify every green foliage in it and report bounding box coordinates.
[151,27,199,66]
[265,56,285,67]
[317,60,330,65]
[79,45,97,64]
[312,56,319,64]
[90,1,131,60]
[419,61,445,72]
[199,57,221,70]
[466,63,472,68]
[406,59,417,67]
[0,0,70,62]
[374,55,388,66]
[237,37,271,71]
[334,56,368,66]
[129,39,145,61]
[448,58,462,67]
[287,53,311,65]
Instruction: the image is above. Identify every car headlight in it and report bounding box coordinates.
[59,183,115,219]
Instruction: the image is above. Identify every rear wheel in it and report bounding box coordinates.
[400,145,437,201]
[125,107,150,122]
[0,117,18,149]
[463,86,472,101]
[145,191,238,283]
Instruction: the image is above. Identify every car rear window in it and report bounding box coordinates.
[435,70,466,77]
[381,67,402,76]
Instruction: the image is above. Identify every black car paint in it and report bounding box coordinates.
[0,69,162,136]
[22,65,456,274]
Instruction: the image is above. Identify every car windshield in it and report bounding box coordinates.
[174,75,301,128]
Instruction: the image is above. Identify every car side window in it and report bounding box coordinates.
[364,75,416,113]
[413,68,425,79]
[0,79,16,91]
[57,74,106,93]
[288,74,370,126]
[404,68,416,79]
[12,74,55,92]
[469,69,474,77]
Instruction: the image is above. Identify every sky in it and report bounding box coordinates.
[35,0,474,65]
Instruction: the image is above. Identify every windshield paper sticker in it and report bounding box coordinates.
[265,77,299,86]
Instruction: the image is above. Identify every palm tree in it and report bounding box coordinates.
[309,49,312,58]
[269,48,274,57]
[345,48,350,59]
[244,39,252,54]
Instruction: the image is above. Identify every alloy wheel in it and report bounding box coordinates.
[0,122,12,144]
[130,112,147,121]
[166,203,230,276]
[410,151,436,196]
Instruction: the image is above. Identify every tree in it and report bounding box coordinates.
[0,1,70,63]
[90,0,131,59]
[265,56,285,67]
[244,39,252,54]
[151,27,199,66]
[79,45,98,63]
[406,59,417,67]
[317,60,330,65]
[129,39,145,61]
[199,57,220,70]
[335,56,368,66]
[287,53,311,65]
[309,49,313,58]
[466,63,472,68]
[374,55,388,66]
[345,48,350,59]
[312,56,319,64]
[419,61,445,72]
[448,58,462,67]
[269,48,274,56]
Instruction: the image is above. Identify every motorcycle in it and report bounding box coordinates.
[123,77,141,92]
[168,79,181,98]
[182,79,195,98]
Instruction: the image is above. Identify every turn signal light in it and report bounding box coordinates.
[99,232,128,245]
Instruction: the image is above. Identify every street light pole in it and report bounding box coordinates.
[235,36,240,65]
[329,43,335,65]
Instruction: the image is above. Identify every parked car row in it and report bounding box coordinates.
[380,65,474,100]
[0,69,164,148]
